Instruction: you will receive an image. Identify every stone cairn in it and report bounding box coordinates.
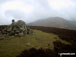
[0,19,33,36]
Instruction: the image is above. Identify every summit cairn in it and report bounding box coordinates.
[1,19,33,36]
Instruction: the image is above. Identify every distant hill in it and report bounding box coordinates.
[28,17,76,30]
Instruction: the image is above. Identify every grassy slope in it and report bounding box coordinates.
[0,30,71,57]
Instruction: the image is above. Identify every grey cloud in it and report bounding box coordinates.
[0,0,76,25]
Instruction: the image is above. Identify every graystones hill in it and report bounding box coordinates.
[0,20,33,38]
[28,17,76,30]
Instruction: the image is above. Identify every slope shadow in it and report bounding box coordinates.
[17,41,76,57]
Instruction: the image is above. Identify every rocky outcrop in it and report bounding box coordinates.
[0,20,33,36]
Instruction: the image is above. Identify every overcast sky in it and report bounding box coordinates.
[0,0,76,25]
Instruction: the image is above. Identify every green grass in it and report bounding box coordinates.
[0,30,71,57]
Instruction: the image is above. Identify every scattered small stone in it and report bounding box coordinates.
[0,35,5,40]
[26,42,31,46]
[18,32,24,36]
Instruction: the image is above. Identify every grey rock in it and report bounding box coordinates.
[26,42,31,46]
[0,20,33,36]
[0,35,5,40]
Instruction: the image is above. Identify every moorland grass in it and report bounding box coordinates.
[0,30,71,57]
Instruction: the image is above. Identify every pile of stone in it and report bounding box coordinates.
[0,20,33,36]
